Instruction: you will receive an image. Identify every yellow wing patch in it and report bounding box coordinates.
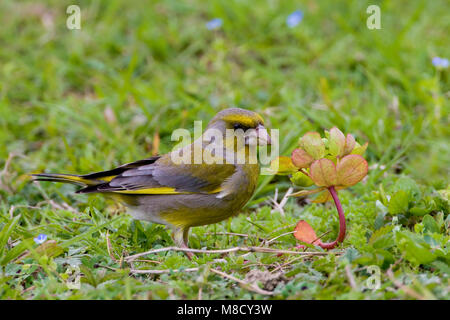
[112,186,223,195]
[113,187,186,195]
[97,175,116,182]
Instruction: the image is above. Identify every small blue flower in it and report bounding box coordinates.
[34,234,47,244]
[432,57,449,68]
[286,10,303,28]
[206,18,223,30]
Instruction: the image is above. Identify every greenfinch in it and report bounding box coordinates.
[32,108,270,257]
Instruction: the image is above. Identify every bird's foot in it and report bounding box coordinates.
[173,227,194,260]
[180,242,194,260]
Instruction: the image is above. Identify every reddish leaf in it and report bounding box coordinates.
[328,127,345,157]
[269,156,297,175]
[309,158,337,187]
[336,154,368,186]
[301,132,325,159]
[294,220,321,244]
[291,148,314,169]
[343,134,356,155]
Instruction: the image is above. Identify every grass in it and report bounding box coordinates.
[0,0,449,299]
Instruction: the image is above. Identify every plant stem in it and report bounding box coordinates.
[318,186,346,249]
[330,186,346,242]
[299,168,310,177]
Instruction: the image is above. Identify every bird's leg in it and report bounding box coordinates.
[173,227,193,260]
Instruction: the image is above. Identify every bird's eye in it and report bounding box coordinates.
[233,123,247,131]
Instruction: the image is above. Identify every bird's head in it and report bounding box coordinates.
[206,108,271,146]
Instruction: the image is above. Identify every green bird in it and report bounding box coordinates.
[32,108,271,257]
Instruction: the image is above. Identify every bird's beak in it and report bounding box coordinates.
[256,124,271,145]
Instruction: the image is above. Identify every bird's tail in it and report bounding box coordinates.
[30,156,160,194]
[30,173,100,187]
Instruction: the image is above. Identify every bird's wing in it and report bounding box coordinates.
[76,154,236,195]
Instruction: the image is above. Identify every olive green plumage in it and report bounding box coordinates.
[32,108,270,255]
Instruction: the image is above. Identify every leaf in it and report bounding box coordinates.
[60,216,122,248]
[301,132,325,159]
[351,141,368,155]
[341,248,360,263]
[374,209,387,230]
[435,211,445,230]
[293,220,321,245]
[392,176,421,198]
[409,205,430,216]
[328,127,345,157]
[34,240,64,258]
[309,158,337,187]
[311,186,344,202]
[0,215,21,257]
[388,190,409,215]
[369,225,395,249]
[343,134,356,155]
[312,190,332,203]
[431,260,450,275]
[290,171,314,187]
[1,238,34,266]
[378,184,389,206]
[422,214,440,234]
[336,154,368,186]
[80,265,98,287]
[395,231,436,265]
[269,156,297,175]
[17,240,65,261]
[291,148,314,169]
[290,187,325,197]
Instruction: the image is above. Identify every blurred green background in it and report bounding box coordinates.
[0,0,448,300]
[1,0,448,183]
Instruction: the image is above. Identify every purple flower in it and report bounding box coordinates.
[432,57,449,68]
[286,10,303,28]
[34,234,47,244]
[206,18,223,30]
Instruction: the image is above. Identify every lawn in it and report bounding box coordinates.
[0,0,449,300]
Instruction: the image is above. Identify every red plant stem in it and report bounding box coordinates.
[330,186,346,242]
[318,186,346,249]
[299,168,310,177]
